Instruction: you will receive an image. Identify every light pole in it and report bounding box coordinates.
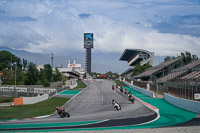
[14,62,17,97]
[15,64,16,88]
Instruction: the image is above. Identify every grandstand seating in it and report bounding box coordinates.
[134,57,182,79]
[180,71,200,80]
[172,59,200,72]
[158,59,200,82]
[159,70,187,82]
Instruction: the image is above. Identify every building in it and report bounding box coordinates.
[119,49,155,76]
[57,67,80,79]
[68,60,85,76]
[37,61,82,79]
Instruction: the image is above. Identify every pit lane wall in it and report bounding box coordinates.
[164,93,200,113]
[123,81,154,98]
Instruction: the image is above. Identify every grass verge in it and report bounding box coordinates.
[0,97,69,120]
[114,80,128,87]
[73,80,87,90]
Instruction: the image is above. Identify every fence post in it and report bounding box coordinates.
[131,80,133,85]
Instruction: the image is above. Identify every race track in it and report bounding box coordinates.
[0,79,157,131]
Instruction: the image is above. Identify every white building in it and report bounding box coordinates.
[68,60,85,75]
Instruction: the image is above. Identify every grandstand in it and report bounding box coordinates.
[119,49,154,76]
[158,60,200,83]
[57,67,80,79]
[120,49,200,100]
[180,70,200,79]
[133,57,183,81]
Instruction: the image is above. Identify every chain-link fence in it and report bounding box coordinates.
[0,86,58,98]
[125,78,153,90]
[168,79,200,101]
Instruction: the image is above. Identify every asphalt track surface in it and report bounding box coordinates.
[0,79,156,131]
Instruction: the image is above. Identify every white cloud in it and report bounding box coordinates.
[0,0,200,57]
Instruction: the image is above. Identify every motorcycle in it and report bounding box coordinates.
[129,95,135,104]
[113,103,121,110]
[56,107,70,118]
[112,85,115,90]
[124,89,128,95]
[120,87,123,93]
[112,100,121,110]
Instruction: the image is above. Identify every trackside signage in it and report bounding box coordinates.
[194,94,200,99]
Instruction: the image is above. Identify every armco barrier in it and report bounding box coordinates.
[23,94,49,104]
[164,93,200,113]
[123,81,153,98]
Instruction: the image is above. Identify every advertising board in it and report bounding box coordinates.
[194,93,200,99]
[84,33,93,48]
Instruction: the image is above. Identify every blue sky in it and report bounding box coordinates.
[0,0,200,57]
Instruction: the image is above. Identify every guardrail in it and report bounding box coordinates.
[123,81,154,98]
[164,93,200,113]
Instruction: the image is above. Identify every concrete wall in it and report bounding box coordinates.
[65,79,77,89]
[123,81,154,98]
[164,93,200,113]
[23,94,49,104]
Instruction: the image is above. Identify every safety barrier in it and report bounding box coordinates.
[123,81,154,98]
[164,93,200,113]
[22,94,49,105]
[14,98,23,105]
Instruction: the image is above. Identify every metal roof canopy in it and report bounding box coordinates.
[119,49,152,66]
[120,49,152,60]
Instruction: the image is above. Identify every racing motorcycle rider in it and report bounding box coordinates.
[56,107,70,118]
[112,99,121,110]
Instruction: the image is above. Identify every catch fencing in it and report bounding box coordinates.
[167,79,200,101]
[0,86,57,97]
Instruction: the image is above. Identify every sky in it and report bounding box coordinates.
[0,0,200,57]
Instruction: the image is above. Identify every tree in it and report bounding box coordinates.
[106,71,119,79]
[25,62,39,85]
[53,67,62,81]
[164,56,176,62]
[16,69,26,85]
[0,50,20,71]
[43,64,53,82]
[164,56,171,62]
[131,64,152,76]
[181,51,198,65]
[2,69,14,85]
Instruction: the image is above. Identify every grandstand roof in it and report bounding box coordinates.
[158,59,200,82]
[134,57,183,79]
[119,49,153,66]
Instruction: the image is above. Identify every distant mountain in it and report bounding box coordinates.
[0,47,128,73]
[0,47,165,73]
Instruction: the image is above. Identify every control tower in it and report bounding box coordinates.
[84,33,94,74]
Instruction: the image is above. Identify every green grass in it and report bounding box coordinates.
[0,96,14,103]
[114,80,128,87]
[73,80,87,90]
[0,97,69,120]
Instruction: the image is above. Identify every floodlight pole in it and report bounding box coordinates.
[14,63,17,97]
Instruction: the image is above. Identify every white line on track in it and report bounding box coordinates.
[102,84,104,102]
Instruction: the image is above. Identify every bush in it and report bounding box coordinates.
[0,97,14,103]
